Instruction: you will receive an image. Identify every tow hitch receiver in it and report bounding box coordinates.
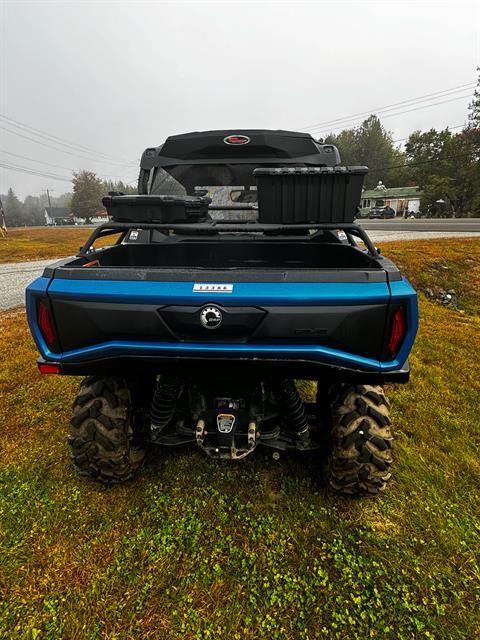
[196,410,257,459]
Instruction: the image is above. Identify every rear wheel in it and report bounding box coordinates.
[69,376,146,483]
[320,384,393,496]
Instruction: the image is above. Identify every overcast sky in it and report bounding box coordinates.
[1,0,478,198]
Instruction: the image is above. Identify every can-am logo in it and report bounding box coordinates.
[223,135,250,145]
[200,306,223,330]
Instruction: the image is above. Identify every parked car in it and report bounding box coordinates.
[26,129,418,496]
[368,206,395,219]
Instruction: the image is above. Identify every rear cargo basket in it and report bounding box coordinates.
[102,194,211,223]
[254,166,368,224]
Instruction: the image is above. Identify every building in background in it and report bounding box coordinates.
[360,181,423,216]
[44,206,73,225]
[45,207,109,225]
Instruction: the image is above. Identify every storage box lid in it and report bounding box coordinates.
[102,194,212,208]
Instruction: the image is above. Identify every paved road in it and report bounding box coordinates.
[2,225,480,311]
[367,230,480,242]
[360,218,480,232]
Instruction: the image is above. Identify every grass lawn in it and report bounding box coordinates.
[0,239,479,639]
[0,228,99,263]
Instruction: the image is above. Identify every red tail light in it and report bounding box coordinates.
[387,307,406,357]
[38,301,57,349]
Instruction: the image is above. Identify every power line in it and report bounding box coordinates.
[0,157,140,187]
[305,82,475,130]
[299,82,475,131]
[0,149,76,172]
[308,87,474,134]
[0,124,137,168]
[0,113,135,165]
[391,124,465,145]
[371,151,478,172]
[0,161,72,183]
[313,93,473,137]
[0,124,136,167]
[312,89,473,133]
[0,148,139,180]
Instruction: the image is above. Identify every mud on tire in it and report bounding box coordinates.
[69,376,146,483]
[324,384,393,496]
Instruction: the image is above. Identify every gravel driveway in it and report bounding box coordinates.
[368,230,480,242]
[0,259,61,311]
[1,230,479,312]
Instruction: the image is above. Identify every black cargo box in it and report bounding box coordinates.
[254,166,368,224]
[102,194,211,223]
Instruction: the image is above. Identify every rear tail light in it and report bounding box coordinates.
[37,301,57,349]
[387,306,406,357]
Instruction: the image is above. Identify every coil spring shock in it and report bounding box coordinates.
[276,379,309,437]
[150,375,183,434]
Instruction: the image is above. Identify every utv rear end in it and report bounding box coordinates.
[26,129,418,495]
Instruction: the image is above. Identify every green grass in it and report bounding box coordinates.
[381,237,480,315]
[1,239,480,639]
[0,228,110,264]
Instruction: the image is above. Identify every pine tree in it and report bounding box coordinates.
[3,188,26,226]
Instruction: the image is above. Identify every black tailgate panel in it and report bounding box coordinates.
[51,299,388,359]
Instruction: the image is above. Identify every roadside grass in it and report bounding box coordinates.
[0,228,108,263]
[0,240,479,639]
[382,237,480,315]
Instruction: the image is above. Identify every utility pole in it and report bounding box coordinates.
[42,188,54,226]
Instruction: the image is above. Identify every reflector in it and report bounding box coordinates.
[387,307,406,357]
[38,362,61,375]
[38,301,56,348]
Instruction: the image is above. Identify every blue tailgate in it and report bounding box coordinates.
[26,276,418,373]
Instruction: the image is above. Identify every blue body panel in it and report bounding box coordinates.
[26,274,418,374]
[45,278,391,306]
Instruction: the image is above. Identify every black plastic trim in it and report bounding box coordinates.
[41,355,410,384]
[48,266,388,283]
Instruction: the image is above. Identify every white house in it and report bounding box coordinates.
[44,207,73,225]
[360,181,423,216]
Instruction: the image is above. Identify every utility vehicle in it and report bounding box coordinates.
[26,130,418,495]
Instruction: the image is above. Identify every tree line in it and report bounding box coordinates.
[2,70,479,224]
[1,174,136,227]
[325,69,480,216]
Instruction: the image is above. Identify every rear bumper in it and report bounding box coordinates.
[37,354,410,384]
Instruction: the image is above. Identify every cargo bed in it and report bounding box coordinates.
[67,236,381,271]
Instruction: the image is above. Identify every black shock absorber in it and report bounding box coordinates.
[150,375,183,435]
[275,379,309,440]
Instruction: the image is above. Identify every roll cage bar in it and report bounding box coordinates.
[78,219,379,259]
